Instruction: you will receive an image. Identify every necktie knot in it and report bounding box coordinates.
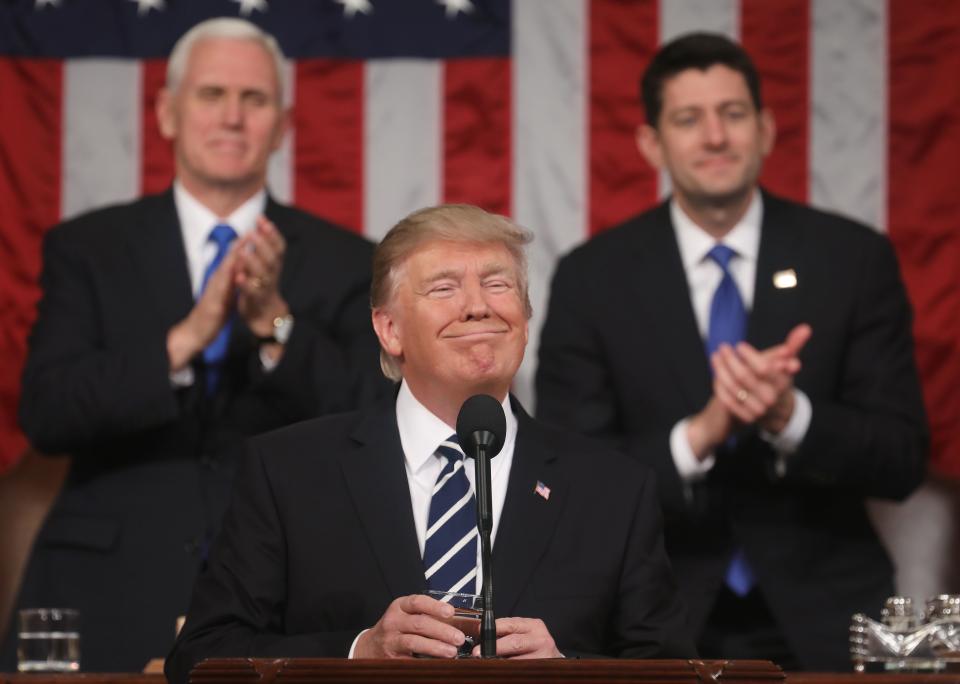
[436,434,465,464]
[208,223,238,251]
[707,243,737,272]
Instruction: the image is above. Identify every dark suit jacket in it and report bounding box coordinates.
[163,398,694,684]
[2,191,388,672]
[535,191,928,670]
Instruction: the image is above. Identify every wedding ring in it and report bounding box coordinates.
[736,388,749,403]
[250,277,264,289]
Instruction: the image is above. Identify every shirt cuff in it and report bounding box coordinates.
[258,345,280,372]
[169,365,194,388]
[759,388,812,476]
[670,418,716,481]
[348,629,369,658]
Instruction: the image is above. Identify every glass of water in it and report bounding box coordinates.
[424,590,483,658]
[17,608,80,673]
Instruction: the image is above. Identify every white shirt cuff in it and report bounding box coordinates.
[348,629,369,658]
[759,388,812,477]
[169,365,194,388]
[670,418,716,481]
[258,345,280,372]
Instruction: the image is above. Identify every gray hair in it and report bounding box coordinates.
[371,204,533,382]
[166,18,287,102]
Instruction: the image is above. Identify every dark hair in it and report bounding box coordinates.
[641,32,763,127]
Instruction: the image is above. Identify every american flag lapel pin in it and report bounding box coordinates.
[773,268,798,289]
[534,480,551,500]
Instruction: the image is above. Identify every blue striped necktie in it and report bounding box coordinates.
[423,435,478,597]
[705,244,755,597]
[200,223,237,395]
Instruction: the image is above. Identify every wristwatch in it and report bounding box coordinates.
[258,314,294,345]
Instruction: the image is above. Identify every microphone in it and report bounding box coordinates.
[456,394,506,658]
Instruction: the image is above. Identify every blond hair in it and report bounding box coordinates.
[371,204,533,381]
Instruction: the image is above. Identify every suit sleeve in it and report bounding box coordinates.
[19,227,180,454]
[164,441,356,684]
[244,261,389,420]
[782,234,928,499]
[536,255,689,513]
[612,469,695,658]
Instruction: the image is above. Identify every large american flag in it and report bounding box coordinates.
[1,0,957,478]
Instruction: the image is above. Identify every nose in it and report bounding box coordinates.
[702,111,727,148]
[461,279,491,320]
[221,94,243,128]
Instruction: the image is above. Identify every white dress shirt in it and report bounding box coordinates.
[349,380,517,657]
[668,191,812,481]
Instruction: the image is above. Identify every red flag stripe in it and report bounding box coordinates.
[0,58,62,470]
[588,0,659,236]
[887,0,960,478]
[442,58,512,216]
[741,0,809,204]
[142,59,174,196]
[293,59,364,233]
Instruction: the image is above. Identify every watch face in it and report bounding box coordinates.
[273,314,294,344]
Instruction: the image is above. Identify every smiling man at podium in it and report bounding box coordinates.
[165,205,694,683]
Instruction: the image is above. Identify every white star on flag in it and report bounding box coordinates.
[232,0,269,17]
[437,0,473,19]
[34,0,61,8]
[334,0,373,18]
[129,0,165,16]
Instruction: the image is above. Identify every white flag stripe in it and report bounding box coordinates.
[364,59,442,242]
[62,59,141,221]
[513,0,587,407]
[448,567,478,594]
[424,527,478,579]
[266,58,296,205]
[656,0,740,200]
[426,488,473,539]
[810,0,887,232]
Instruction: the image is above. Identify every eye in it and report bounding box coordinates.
[196,86,223,102]
[244,91,270,108]
[427,283,457,297]
[484,279,511,293]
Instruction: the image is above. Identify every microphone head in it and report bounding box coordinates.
[456,394,507,458]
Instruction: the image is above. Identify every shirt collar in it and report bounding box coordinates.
[671,189,763,269]
[395,379,517,475]
[173,180,267,254]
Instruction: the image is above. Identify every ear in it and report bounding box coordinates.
[371,306,403,361]
[155,88,177,141]
[759,107,776,157]
[636,124,664,171]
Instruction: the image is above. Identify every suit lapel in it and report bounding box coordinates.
[631,206,712,410]
[126,191,194,330]
[339,400,427,600]
[748,193,804,349]
[493,404,567,617]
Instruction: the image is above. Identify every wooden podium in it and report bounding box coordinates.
[190,658,784,683]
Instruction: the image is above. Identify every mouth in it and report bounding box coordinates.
[443,329,509,340]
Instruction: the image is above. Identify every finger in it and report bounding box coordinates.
[396,594,455,620]
[241,233,279,276]
[399,613,465,647]
[256,215,286,253]
[717,346,778,409]
[392,632,459,659]
[734,342,776,378]
[714,377,758,424]
[784,323,812,356]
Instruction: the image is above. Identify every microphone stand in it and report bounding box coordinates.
[473,433,497,657]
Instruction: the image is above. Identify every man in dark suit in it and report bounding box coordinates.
[1,18,385,673]
[164,204,694,683]
[536,33,928,671]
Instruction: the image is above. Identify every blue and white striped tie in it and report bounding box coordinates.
[422,435,478,597]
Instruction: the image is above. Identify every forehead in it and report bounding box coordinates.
[183,37,279,93]
[660,64,753,111]
[401,239,518,280]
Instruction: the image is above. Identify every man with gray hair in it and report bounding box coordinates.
[164,204,693,683]
[2,18,384,672]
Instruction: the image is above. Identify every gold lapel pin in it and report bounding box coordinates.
[773,269,798,289]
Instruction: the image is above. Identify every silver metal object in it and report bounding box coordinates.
[851,594,960,673]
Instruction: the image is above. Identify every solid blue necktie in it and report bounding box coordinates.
[422,435,478,597]
[705,244,755,597]
[200,223,237,395]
